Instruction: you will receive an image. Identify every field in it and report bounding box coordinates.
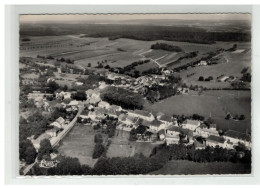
[106,130,135,158]
[106,130,158,158]
[57,124,98,167]
[177,48,251,88]
[150,160,251,175]
[144,90,251,133]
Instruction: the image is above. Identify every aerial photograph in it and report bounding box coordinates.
[19,14,251,176]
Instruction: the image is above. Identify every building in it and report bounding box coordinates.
[206,135,225,148]
[98,101,110,109]
[198,60,207,66]
[195,123,219,138]
[45,127,59,137]
[99,81,108,89]
[75,82,83,86]
[149,120,163,133]
[158,115,176,128]
[79,110,89,119]
[127,110,155,122]
[68,100,79,106]
[109,105,122,112]
[223,130,251,149]
[194,138,206,150]
[217,75,229,82]
[165,126,182,145]
[56,117,65,127]
[182,119,201,131]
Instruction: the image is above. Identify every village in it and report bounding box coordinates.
[18,55,252,175]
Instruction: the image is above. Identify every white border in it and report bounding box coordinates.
[5,4,260,184]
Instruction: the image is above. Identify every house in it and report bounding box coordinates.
[158,129,166,141]
[182,119,200,131]
[136,131,156,142]
[109,105,122,112]
[107,108,118,118]
[68,100,79,106]
[223,130,251,149]
[99,81,107,89]
[118,114,127,122]
[194,138,206,150]
[165,126,182,145]
[45,127,59,137]
[195,123,219,138]
[217,75,229,82]
[158,115,175,128]
[50,121,62,129]
[75,82,83,86]
[98,101,110,109]
[206,135,225,148]
[79,110,89,119]
[198,60,207,66]
[31,133,51,151]
[56,117,65,127]
[149,120,163,133]
[127,110,155,122]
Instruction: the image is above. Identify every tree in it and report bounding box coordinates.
[38,139,53,160]
[47,81,60,93]
[87,63,91,67]
[198,76,204,81]
[19,140,37,164]
[71,90,87,101]
[92,143,105,159]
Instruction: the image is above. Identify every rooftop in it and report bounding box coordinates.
[159,115,173,122]
[129,109,152,117]
[185,119,200,126]
[224,130,251,142]
[207,135,225,143]
[150,120,162,127]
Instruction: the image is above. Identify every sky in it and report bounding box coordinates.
[20,14,251,23]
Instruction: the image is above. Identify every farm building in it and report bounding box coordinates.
[127,109,155,122]
[182,119,201,131]
[206,135,225,148]
[223,130,251,149]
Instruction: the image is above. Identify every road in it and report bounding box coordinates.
[22,102,84,175]
[138,50,163,68]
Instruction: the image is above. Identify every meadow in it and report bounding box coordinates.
[150,160,251,175]
[57,124,100,167]
[144,90,251,133]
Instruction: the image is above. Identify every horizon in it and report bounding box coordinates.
[20,14,251,24]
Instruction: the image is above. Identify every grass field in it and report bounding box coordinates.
[144,90,251,133]
[106,129,135,158]
[150,160,251,175]
[57,124,98,167]
[107,130,158,158]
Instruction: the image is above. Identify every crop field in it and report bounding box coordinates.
[106,130,135,158]
[144,90,251,133]
[150,160,251,175]
[58,124,98,167]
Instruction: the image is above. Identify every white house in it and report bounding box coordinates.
[68,100,79,106]
[223,130,251,149]
[127,110,155,122]
[50,121,62,129]
[158,115,176,128]
[45,127,59,137]
[98,101,110,109]
[165,126,182,145]
[56,117,65,127]
[182,119,201,131]
[75,82,84,86]
[195,124,219,138]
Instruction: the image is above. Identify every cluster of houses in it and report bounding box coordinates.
[30,116,67,151]
[79,101,251,150]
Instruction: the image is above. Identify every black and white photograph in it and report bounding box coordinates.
[18,13,252,176]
